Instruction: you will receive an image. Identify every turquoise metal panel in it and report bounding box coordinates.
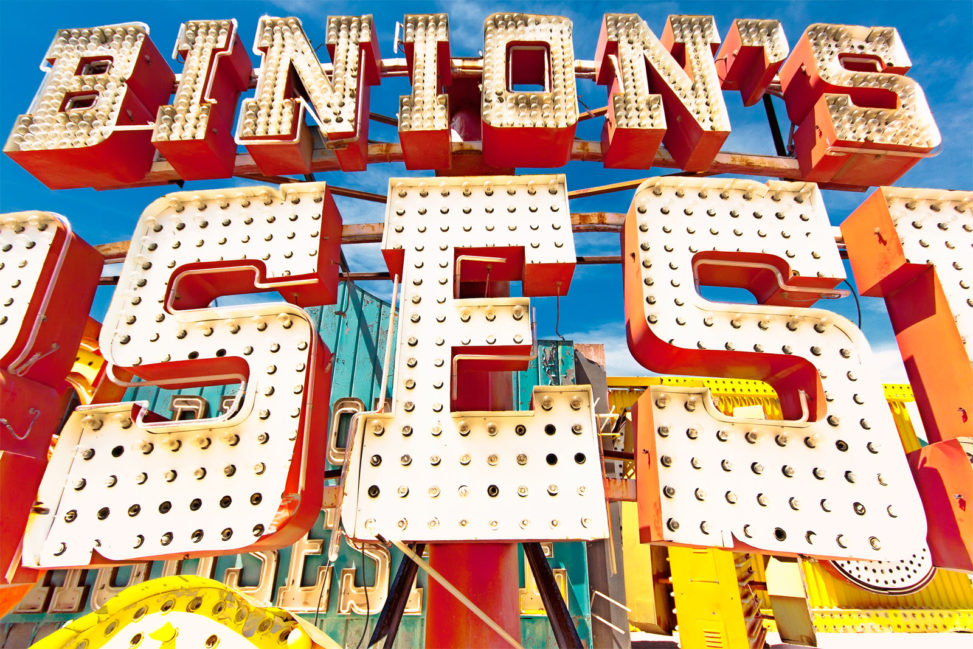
[514,340,593,648]
[513,339,576,409]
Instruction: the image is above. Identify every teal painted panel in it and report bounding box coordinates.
[514,339,576,409]
[4,284,590,649]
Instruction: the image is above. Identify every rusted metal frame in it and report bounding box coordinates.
[95,212,853,283]
[235,172,388,203]
[93,215,625,264]
[603,478,636,502]
[130,142,867,191]
[578,106,609,121]
[602,450,634,461]
[328,186,387,203]
[577,256,622,265]
[568,144,867,192]
[568,180,647,200]
[244,57,594,82]
[368,543,426,648]
[99,260,627,286]
[94,241,131,264]
[97,257,626,286]
[369,112,399,126]
[523,542,584,649]
[569,212,625,232]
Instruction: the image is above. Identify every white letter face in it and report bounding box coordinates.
[625,177,928,560]
[341,175,609,543]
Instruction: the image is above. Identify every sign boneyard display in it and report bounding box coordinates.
[0,8,970,649]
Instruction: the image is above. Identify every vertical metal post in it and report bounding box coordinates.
[425,279,521,648]
[762,94,788,157]
[523,542,583,649]
[575,346,631,649]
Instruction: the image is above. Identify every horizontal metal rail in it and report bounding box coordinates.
[94,213,626,264]
[124,142,865,192]
[94,212,850,285]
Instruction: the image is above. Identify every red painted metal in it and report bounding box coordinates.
[426,543,521,648]
[908,440,973,572]
[779,27,935,186]
[842,188,973,571]
[1,216,101,590]
[788,100,923,186]
[594,18,664,170]
[0,373,63,585]
[5,32,174,190]
[66,319,131,404]
[480,15,577,169]
[151,21,252,180]
[595,15,729,171]
[399,15,452,170]
[841,189,973,444]
[657,19,727,172]
[717,20,787,107]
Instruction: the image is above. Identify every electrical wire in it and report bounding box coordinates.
[313,252,354,630]
[312,543,334,628]
[357,542,370,649]
[353,369,372,649]
[843,279,862,328]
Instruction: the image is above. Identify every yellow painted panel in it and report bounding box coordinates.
[620,502,673,634]
[611,377,973,634]
[668,548,763,649]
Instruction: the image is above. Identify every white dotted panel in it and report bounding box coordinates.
[237,16,372,141]
[481,14,578,129]
[730,19,789,61]
[152,20,239,144]
[804,24,940,149]
[830,546,936,595]
[341,175,609,542]
[0,212,64,365]
[24,183,340,568]
[629,177,928,559]
[883,187,973,362]
[5,24,151,152]
[399,14,449,134]
[601,14,728,135]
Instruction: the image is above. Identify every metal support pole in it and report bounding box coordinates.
[523,542,583,649]
[425,278,521,649]
[368,543,425,648]
[762,94,789,157]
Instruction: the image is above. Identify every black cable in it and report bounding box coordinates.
[843,279,862,328]
[357,543,370,649]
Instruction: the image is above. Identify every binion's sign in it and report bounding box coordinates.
[1,10,972,649]
[2,13,942,189]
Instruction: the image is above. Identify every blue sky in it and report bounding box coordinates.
[1,0,970,378]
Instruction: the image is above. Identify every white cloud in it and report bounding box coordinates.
[342,241,386,271]
[560,322,653,377]
[434,0,486,53]
[870,344,909,385]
